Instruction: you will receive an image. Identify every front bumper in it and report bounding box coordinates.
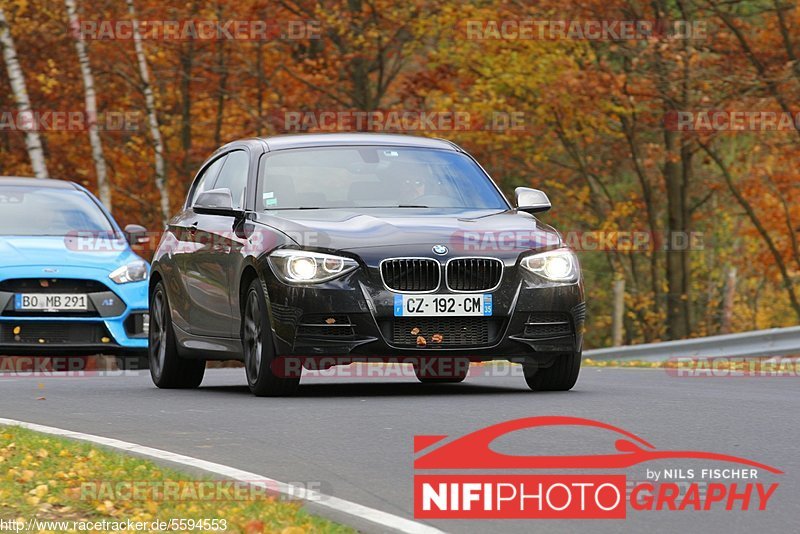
[263,253,584,364]
[0,266,148,356]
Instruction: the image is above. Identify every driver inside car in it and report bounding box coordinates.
[383,162,438,205]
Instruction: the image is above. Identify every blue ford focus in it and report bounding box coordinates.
[0,177,150,369]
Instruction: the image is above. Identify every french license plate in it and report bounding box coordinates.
[14,294,88,312]
[393,294,492,317]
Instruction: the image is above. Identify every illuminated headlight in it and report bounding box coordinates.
[268,250,358,284]
[109,261,148,284]
[520,249,580,283]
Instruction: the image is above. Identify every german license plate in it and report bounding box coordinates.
[14,294,88,312]
[393,294,492,317]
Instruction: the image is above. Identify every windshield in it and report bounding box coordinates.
[0,186,115,236]
[259,146,509,210]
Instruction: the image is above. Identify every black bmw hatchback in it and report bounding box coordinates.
[149,134,585,396]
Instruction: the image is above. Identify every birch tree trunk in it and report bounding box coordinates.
[0,7,49,179]
[126,0,169,223]
[65,0,110,209]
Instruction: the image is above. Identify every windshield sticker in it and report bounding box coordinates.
[264,192,278,207]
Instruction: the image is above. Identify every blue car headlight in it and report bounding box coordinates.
[109,260,148,284]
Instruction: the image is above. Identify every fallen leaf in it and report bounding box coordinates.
[416,336,427,347]
[244,520,264,534]
[29,484,48,498]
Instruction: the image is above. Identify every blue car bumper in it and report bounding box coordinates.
[0,265,148,356]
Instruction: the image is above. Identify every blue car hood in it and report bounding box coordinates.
[0,236,140,272]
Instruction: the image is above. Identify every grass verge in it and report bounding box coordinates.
[0,426,353,533]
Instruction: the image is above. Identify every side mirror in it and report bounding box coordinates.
[123,224,149,245]
[515,187,551,214]
[194,188,243,217]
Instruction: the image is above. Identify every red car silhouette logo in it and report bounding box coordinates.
[414,416,782,473]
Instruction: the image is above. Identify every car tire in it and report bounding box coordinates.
[149,281,205,388]
[524,351,581,391]
[115,351,149,371]
[242,279,300,397]
[413,358,469,384]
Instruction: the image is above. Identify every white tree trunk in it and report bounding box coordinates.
[126,0,169,222]
[0,7,49,179]
[65,0,110,209]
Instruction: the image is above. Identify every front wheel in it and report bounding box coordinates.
[149,281,205,388]
[242,279,300,397]
[524,352,582,391]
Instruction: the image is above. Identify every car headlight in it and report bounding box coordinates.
[268,250,358,284]
[109,260,148,284]
[520,248,580,284]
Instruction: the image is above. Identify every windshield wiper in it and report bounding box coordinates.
[266,206,323,210]
[351,204,431,209]
[266,205,431,210]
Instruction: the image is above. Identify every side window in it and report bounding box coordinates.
[213,150,249,210]
[188,155,226,207]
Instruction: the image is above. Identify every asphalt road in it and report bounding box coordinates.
[1,366,797,533]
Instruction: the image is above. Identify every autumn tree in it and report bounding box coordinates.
[0,4,49,178]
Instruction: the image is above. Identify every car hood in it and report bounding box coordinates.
[0,235,139,272]
[255,208,562,254]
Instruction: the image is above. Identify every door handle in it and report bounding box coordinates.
[189,222,198,236]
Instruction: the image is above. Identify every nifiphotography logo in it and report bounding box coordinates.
[413,416,782,519]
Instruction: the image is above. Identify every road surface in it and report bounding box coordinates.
[1,366,797,533]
